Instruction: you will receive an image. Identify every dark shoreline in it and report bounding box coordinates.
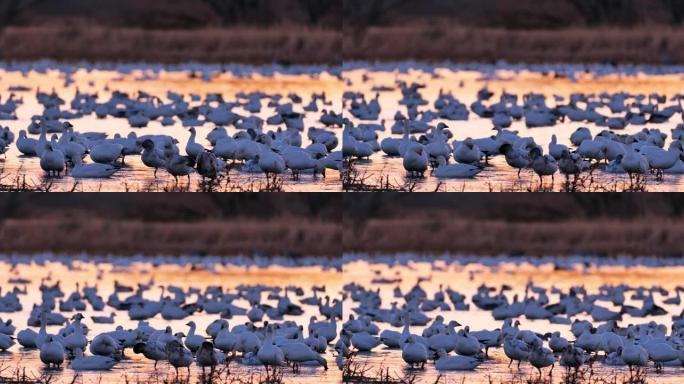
[6,24,684,65]
[0,25,342,65]
[343,25,684,65]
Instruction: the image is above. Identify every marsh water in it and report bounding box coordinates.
[344,64,684,191]
[0,256,341,384]
[0,64,342,191]
[343,255,684,383]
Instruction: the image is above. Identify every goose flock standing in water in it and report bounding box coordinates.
[343,257,684,379]
[0,63,343,189]
[0,259,341,380]
[343,64,684,189]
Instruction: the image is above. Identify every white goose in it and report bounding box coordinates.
[71,348,117,371]
[184,321,204,353]
[16,130,38,156]
[257,326,285,374]
[40,137,66,176]
[71,157,117,179]
[185,127,205,160]
[435,349,483,371]
[434,156,482,178]
[401,335,428,369]
[40,335,65,368]
[90,141,123,164]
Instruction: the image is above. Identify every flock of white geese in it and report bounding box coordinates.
[0,68,343,184]
[343,70,684,185]
[0,262,342,378]
[343,258,684,378]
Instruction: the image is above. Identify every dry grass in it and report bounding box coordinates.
[343,159,420,192]
[0,216,340,257]
[342,352,649,384]
[344,216,684,257]
[0,25,341,65]
[344,24,684,64]
[0,363,289,384]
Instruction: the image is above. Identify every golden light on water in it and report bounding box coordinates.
[0,68,343,191]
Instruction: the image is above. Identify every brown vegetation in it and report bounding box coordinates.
[341,1,684,63]
[343,0,684,29]
[0,0,340,29]
[0,24,341,64]
[343,194,684,257]
[0,194,341,222]
[0,194,341,257]
[343,23,684,64]
[0,216,340,257]
[344,216,684,257]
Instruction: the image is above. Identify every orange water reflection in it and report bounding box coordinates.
[0,68,343,191]
[344,258,684,383]
[0,259,341,383]
[344,68,684,191]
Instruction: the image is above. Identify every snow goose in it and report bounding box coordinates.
[214,137,238,161]
[215,327,238,354]
[0,333,15,351]
[435,349,483,371]
[453,137,482,164]
[454,327,482,356]
[0,319,15,335]
[71,348,117,371]
[184,321,204,353]
[257,326,285,374]
[570,127,592,146]
[499,143,529,176]
[71,157,117,179]
[621,337,648,373]
[17,328,38,348]
[40,137,66,176]
[185,127,205,160]
[90,334,120,357]
[560,345,586,372]
[16,130,38,156]
[351,332,381,352]
[548,134,567,160]
[280,340,328,373]
[548,332,568,353]
[196,151,225,180]
[504,336,529,369]
[91,312,115,324]
[530,148,558,184]
[90,141,123,164]
[434,156,482,178]
[141,139,166,177]
[165,340,193,375]
[165,155,194,183]
[282,147,325,179]
[401,335,428,369]
[133,340,166,369]
[40,335,65,368]
[403,144,428,177]
[197,341,223,374]
[528,340,555,376]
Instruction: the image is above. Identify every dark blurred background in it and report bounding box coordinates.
[0,0,341,64]
[0,194,341,257]
[344,194,684,257]
[343,0,684,64]
[343,0,684,29]
[2,0,680,64]
[0,0,340,29]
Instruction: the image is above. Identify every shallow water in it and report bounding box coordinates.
[343,256,684,383]
[0,64,342,191]
[0,257,341,383]
[343,64,684,191]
